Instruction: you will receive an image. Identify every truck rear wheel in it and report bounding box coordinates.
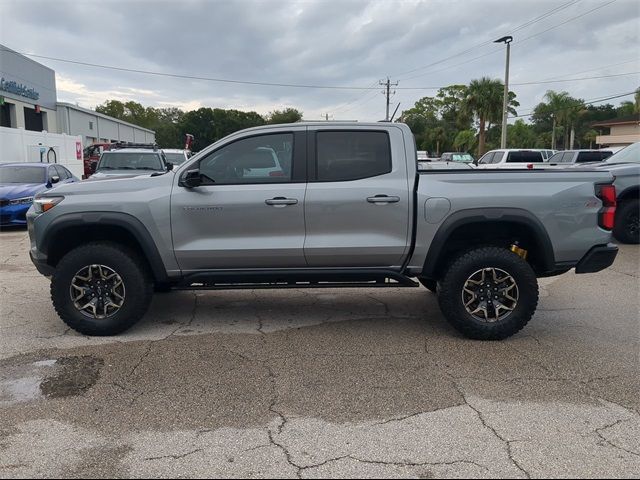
[613,199,639,244]
[51,242,153,336]
[438,247,538,340]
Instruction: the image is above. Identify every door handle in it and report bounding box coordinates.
[265,197,298,206]
[367,195,400,204]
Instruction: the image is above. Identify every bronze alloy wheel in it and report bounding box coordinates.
[461,267,519,323]
[69,264,125,319]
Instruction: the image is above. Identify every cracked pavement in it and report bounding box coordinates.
[0,229,639,478]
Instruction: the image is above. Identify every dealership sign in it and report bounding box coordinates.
[0,77,39,101]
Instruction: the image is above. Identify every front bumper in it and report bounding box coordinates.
[0,204,31,226]
[575,243,618,274]
[30,249,55,276]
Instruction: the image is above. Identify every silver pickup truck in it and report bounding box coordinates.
[27,123,618,340]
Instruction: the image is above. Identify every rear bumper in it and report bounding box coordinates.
[575,243,618,274]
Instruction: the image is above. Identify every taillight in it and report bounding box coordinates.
[595,184,616,230]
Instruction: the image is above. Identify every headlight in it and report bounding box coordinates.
[33,196,64,214]
[8,196,34,206]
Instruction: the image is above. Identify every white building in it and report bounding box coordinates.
[0,44,155,146]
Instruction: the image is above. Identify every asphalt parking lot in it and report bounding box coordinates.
[0,228,638,478]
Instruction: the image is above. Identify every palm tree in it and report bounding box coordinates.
[584,129,598,149]
[464,77,505,156]
[543,91,583,149]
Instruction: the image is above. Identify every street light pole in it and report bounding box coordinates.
[494,36,513,149]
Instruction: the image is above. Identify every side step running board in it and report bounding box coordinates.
[175,268,419,290]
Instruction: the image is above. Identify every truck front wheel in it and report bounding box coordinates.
[437,247,538,340]
[51,242,153,336]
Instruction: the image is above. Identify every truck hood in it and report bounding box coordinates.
[38,172,175,196]
[90,169,162,179]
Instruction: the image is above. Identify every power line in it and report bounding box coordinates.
[400,0,616,83]
[515,0,618,44]
[394,71,639,90]
[510,91,636,118]
[539,59,638,82]
[394,0,581,80]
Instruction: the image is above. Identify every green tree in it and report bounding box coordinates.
[266,108,303,124]
[453,129,477,152]
[507,119,536,148]
[463,77,510,156]
[584,129,598,149]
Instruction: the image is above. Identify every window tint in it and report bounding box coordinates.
[316,131,391,181]
[576,152,607,163]
[548,152,563,163]
[478,152,495,164]
[197,133,293,185]
[52,165,64,179]
[491,152,503,163]
[506,151,544,163]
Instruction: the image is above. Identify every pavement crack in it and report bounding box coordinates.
[594,419,640,457]
[129,342,154,378]
[454,383,531,479]
[144,448,203,461]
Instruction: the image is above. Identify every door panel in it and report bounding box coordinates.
[171,183,307,270]
[303,128,411,268]
[171,130,307,271]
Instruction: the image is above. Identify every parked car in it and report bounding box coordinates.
[564,142,639,244]
[28,122,618,340]
[161,148,191,166]
[418,160,474,170]
[0,163,77,227]
[547,149,613,165]
[474,149,545,169]
[538,149,556,160]
[440,152,475,163]
[90,147,172,179]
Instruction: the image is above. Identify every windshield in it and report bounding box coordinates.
[164,152,187,165]
[451,153,474,163]
[605,142,639,164]
[97,152,164,171]
[0,166,45,184]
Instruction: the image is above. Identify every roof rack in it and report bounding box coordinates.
[111,142,158,151]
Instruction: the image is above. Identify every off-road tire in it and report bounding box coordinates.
[438,247,538,340]
[51,242,153,336]
[419,278,438,293]
[613,199,640,244]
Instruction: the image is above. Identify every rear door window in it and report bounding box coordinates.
[576,152,607,163]
[316,131,391,181]
[506,151,544,163]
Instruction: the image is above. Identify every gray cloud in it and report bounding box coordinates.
[1,0,638,121]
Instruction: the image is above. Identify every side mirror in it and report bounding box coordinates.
[473,159,479,166]
[89,162,97,174]
[180,169,202,188]
[166,162,174,171]
[51,175,60,184]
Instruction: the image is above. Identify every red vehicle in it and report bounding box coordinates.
[82,143,114,179]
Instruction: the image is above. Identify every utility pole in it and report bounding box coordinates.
[494,36,513,149]
[380,77,398,121]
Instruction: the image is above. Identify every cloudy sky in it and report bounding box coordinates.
[1,0,638,121]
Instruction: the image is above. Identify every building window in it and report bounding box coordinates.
[1,102,13,128]
[89,121,94,130]
[24,106,44,132]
